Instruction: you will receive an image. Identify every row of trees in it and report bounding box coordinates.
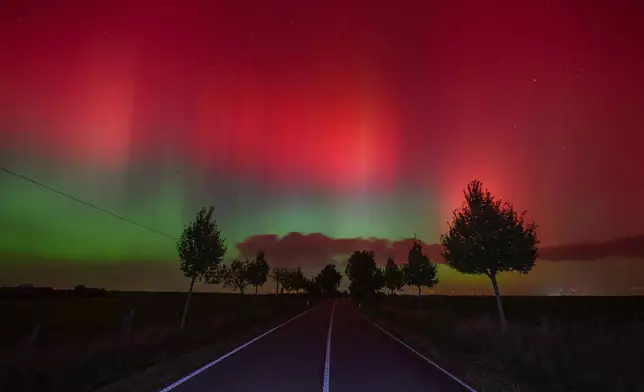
[344,237,439,310]
[177,179,539,331]
[176,210,344,329]
[217,257,344,297]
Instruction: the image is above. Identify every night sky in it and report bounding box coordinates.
[1,0,643,295]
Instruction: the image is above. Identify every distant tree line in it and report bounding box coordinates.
[177,179,539,332]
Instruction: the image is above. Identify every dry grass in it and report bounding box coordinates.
[0,292,307,392]
[365,295,644,392]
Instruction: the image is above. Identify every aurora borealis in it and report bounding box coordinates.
[1,1,643,294]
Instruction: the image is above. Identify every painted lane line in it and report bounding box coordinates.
[159,304,322,392]
[359,312,478,392]
[322,301,336,392]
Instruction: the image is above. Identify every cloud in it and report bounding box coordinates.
[235,232,443,269]
[539,235,644,261]
[236,232,644,269]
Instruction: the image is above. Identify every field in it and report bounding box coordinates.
[0,292,308,392]
[364,295,644,392]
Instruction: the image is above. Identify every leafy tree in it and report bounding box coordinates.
[384,257,405,295]
[282,267,307,293]
[440,180,539,331]
[403,235,439,309]
[315,264,343,297]
[345,250,384,304]
[177,206,227,330]
[246,251,270,295]
[220,259,251,294]
[372,266,386,294]
[303,276,322,297]
[270,267,285,294]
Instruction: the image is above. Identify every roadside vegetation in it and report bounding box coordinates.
[364,295,644,392]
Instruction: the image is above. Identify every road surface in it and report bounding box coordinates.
[160,300,476,392]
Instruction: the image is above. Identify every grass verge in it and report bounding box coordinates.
[0,293,308,392]
[362,296,644,392]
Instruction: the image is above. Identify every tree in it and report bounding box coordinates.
[303,276,322,297]
[220,259,251,294]
[384,257,405,295]
[177,206,227,330]
[270,267,285,294]
[403,235,439,309]
[372,266,386,295]
[345,250,384,304]
[315,264,343,297]
[282,267,307,293]
[440,180,539,331]
[246,251,270,295]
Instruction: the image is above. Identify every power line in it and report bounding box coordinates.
[0,165,178,241]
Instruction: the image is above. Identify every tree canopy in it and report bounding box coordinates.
[404,236,439,298]
[220,259,251,294]
[384,257,405,295]
[177,206,227,282]
[440,180,539,277]
[345,250,385,303]
[315,264,343,296]
[246,251,270,294]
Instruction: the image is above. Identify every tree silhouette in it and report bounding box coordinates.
[315,264,343,297]
[246,251,270,295]
[403,235,439,309]
[384,257,405,295]
[177,206,227,330]
[220,259,251,294]
[440,179,539,331]
[303,276,322,297]
[345,250,384,304]
[281,267,307,293]
[270,267,285,294]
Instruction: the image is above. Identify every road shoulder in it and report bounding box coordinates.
[95,306,310,392]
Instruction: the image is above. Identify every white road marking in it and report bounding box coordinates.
[158,304,321,392]
[359,312,479,392]
[322,301,336,392]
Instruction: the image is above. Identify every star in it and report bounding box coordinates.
[532,78,538,82]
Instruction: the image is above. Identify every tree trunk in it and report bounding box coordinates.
[490,273,508,332]
[180,275,196,331]
[239,285,245,295]
[417,285,423,309]
[276,280,279,295]
[255,285,258,295]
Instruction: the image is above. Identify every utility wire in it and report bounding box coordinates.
[0,165,178,241]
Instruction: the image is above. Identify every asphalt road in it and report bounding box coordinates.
[161,300,476,392]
